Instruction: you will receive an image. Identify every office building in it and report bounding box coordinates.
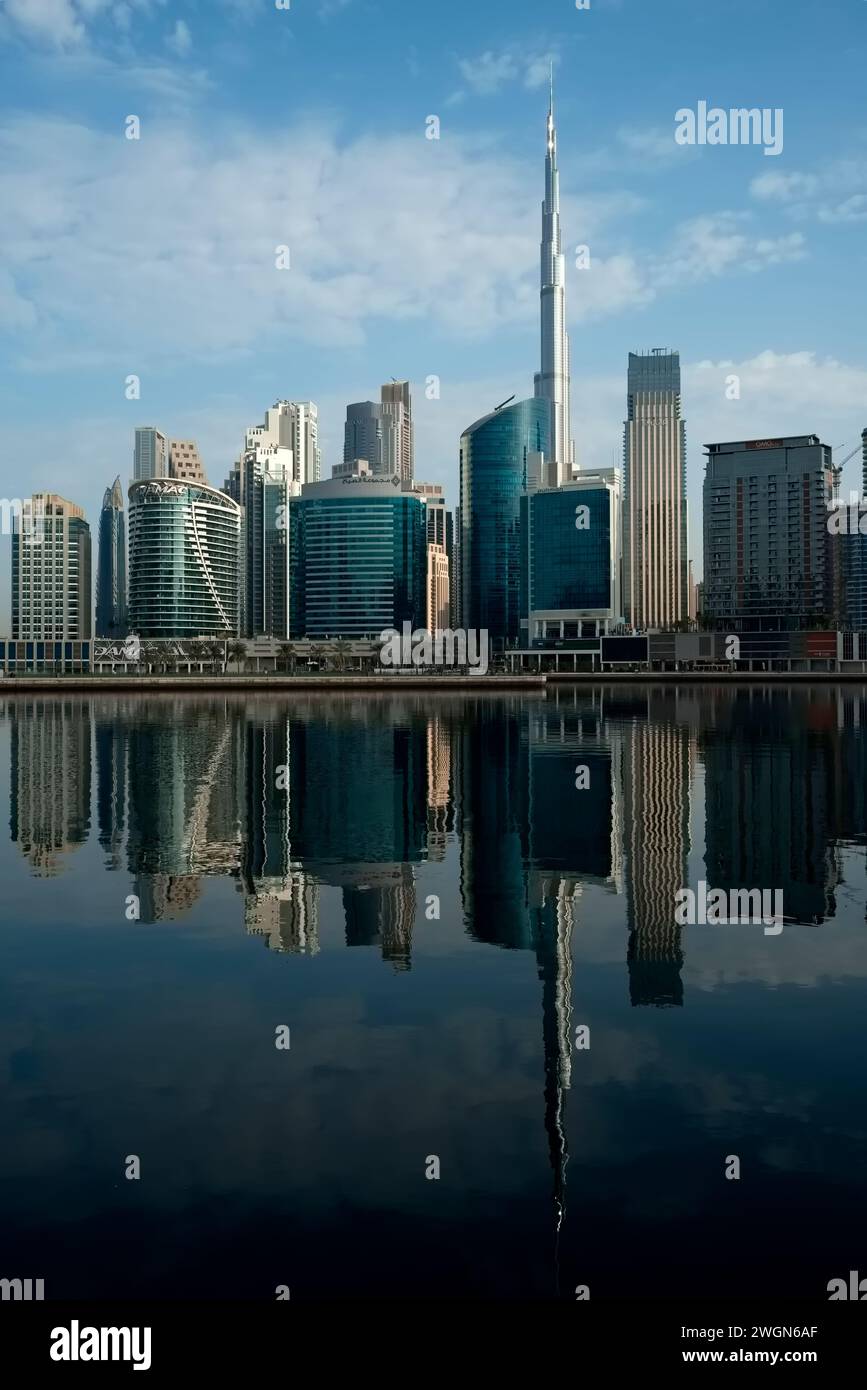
[169,440,208,486]
[533,71,574,483]
[95,476,127,638]
[289,475,427,639]
[623,350,688,630]
[520,469,622,644]
[133,426,168,482]
[12,493,92,641]
[128,478,241,637]
[703,435,836,630]
[459,397,550,645]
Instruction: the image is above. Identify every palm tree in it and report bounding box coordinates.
[331,638,351,672]
[277,642,296,674]
[308,644,325,672]
[228,640,247,674]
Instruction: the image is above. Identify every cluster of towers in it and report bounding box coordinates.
[9,76,864,658]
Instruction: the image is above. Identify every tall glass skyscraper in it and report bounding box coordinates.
[459,397,550,645]
[533,70,574,483]
[520,471,622,643]
[128,479,241,637]
[289,477,427,638]
[95,476,127,638]
[623,350,688,631]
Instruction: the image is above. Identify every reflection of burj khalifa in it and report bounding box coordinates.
[533,67,574,484]
[457,696,621,1290]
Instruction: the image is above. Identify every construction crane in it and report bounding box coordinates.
[830,440,862,498]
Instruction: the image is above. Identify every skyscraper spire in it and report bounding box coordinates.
[534,65,574,483]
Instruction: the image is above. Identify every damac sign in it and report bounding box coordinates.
[136,481,187,499]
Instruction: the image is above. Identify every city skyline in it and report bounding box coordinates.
[1,1,866,628]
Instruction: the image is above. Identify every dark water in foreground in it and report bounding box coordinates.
[0,685,865,1301]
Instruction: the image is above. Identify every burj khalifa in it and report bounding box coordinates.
[533,68,575,484]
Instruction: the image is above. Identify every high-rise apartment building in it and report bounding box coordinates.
[169,440,208,486]
[223,401,320,637]
[343,401,397,478]
[380,380,414,482]
[242,401,321,487]
[703,435,836,631]
[133,427,168,482]
[12,493,92,641]
[623,350,688,630]
[95,476,127,638]
[343,384,413,481]
[128,479,241,637]
[533,72,574,484]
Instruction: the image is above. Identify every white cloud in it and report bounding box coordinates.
[656,213,806,286]
[455,45,556,98]
[750,159,867,224]
[457,50,518,95]
[3,0,86,47]
[617,125,686,166]
[750,170,819,203]
[0,113,646,362]
[0,112,817,380]
[818,194,867,225]
[165,18,191,57]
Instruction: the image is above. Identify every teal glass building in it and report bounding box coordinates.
[290,478,427,638]
[128,479,241,637]
[96,477,127,638]
[459,398,550,644]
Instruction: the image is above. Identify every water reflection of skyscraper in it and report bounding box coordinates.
[285,708,429,969]
[10,698,91,877]
[616,691,693,1009]
[124,701,242,920]
[700,687,841,925]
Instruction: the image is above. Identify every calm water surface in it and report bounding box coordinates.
[0,685,865,1300]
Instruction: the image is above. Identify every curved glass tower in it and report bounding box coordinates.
[459,397,550,645]
[96,476,127,638]
[128,479,241,637]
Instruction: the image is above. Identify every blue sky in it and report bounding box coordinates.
[1,0,866,622]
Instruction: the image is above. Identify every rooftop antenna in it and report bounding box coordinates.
[494,394,516,412]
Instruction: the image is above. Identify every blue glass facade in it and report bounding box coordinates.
[128,480,241,638]
[459,398,550,644]
[290,487,427,638]
[521,486,612,617]
[96,479,127,638]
